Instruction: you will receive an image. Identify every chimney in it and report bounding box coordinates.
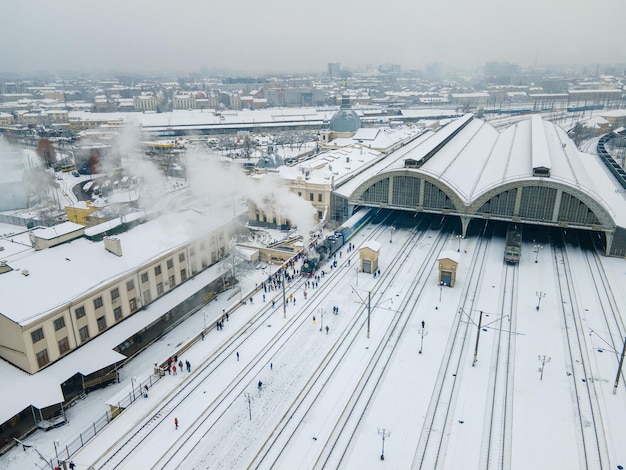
[104,237,123,257]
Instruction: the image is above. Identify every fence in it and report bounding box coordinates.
[0,213,51,229]
[54,372,164,463]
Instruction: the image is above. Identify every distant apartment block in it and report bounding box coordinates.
[0,112,14,126]
[134,94,158,111]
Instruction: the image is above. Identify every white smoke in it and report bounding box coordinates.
[105,126,316,246]
[184,149,316,244]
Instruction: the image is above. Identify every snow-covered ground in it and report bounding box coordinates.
[1,220,625,470]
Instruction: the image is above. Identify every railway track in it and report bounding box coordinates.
[167,215,446,469]
[411,221,493,469]
[583,232,626,392]
[480,261,518,469]
[552,233,610,470]
[248,220,452,469]
[88,211,406,469]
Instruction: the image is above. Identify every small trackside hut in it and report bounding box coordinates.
[359,240,381,274]
[437,251,460,287]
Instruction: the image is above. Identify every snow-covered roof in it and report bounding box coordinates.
[0,209,230,326]
[32,221,84,240]
[361,240,381,252]
[438,250,460,262]
[0,262,224,424]
[334,114,626,228]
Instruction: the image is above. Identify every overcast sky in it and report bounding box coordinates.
[1,0,625,75]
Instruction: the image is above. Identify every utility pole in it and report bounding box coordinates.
[538,355,551,380]
[352,288,372,339]
[367,290,371,339]
[472,310,484,366]
[613,337,626,394]
[536,291,545,311]
[417,328,428,354]
[378,428,390,460]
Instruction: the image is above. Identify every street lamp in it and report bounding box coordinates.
[378,428,390,460]
[534,244,543,263]
[418,328,428,354]
[245,392,252,420]
[53,440,60,469]
[318,308,325,332]
[456,234,462,252]
[439,281,447,302]
[536,291,545,311]
[389,226,396,243]
[537,355,551,380]
[130,376,136,400]
[281,265,287,319]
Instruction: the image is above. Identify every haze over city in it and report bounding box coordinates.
[1,0,625,75]
[1,0,626,467]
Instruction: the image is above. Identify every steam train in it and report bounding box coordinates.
[302,208,376,276]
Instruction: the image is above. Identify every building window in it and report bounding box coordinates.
[114,306,123,321]
[97,316,107,331]
[181,269,187,282]
[94,296,103,309]
[318,211,323,220]
[129,298,137,312]
[75,306,85,319]
[31,328,44,343]
[157,282,164,295]
[126,279,135,291]
[58,337,70,355]
[169,275,175,288]
[178,253,185,262]
[155,265,162,276]
[318,193,323,202]
[111,287,120,301]
[141,272,149,283]
[167,259,174,269]
[189,247,196,256]
[144,290,151,304]
[36,349,49,368]
[79,326,89,342]
[53,317,66,331]
[309,193,314,201]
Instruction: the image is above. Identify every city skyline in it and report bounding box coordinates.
[1,0,625,75]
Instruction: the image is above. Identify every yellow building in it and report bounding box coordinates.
[65,200,101,225]
[0,212,231,375]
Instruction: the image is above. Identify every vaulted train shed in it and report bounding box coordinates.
[332,114,626,257]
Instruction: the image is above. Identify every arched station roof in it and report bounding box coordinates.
[333,114,626,256]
